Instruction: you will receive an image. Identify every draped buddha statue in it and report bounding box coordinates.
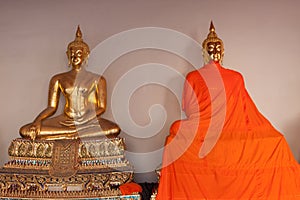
[19,26,120,140]
[157,21,300,199]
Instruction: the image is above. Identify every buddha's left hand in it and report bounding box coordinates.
[60,116,96,127]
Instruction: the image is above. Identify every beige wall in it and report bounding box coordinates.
[0,0,300,182]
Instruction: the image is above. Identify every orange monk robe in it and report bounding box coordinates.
[156,61,300,199]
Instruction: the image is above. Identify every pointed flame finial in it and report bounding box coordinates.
[75,25,83,42]
[209,20,215,32]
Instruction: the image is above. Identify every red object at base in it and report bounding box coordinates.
[119,182,142,195]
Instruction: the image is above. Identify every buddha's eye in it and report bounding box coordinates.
[76,50,82,57]
[208,45,215,52]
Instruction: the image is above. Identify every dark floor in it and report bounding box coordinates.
[139,182,158,200]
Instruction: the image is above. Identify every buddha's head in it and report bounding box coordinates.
[67,26,90,67]
[202,21,224,64]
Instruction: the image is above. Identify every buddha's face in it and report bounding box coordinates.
[206,41,223,62]
[68,46,88,68]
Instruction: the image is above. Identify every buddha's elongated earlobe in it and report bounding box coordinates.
[66,51,71,67]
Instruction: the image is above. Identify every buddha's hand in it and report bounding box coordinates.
[60,118,85,127]
[59,120,75,127]
[28,121,41,140]
[61,116,96,127]
[73,116,88,125]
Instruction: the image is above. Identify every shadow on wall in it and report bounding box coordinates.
[282,114,300,162]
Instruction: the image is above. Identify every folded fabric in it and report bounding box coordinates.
[119,182,142,195]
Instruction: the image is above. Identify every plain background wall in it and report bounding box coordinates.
[0,0,300,182]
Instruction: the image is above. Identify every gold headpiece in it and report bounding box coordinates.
[67,25,90,55]
[202,21,224,51]
[202,21,224,64]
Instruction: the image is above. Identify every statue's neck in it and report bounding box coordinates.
[71,65,86,73]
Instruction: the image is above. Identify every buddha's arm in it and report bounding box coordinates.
[32,77,60,126]
[95,76,106,116]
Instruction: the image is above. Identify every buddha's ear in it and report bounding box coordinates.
[202,48,211,64]
[83,52,89,67]
[85,52,90,62]
[66,51,71,67]
[221,51,225,64]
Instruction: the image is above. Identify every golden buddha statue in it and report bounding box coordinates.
[19,26,120,140]
[202,21,224,64]
[0,26,140,200]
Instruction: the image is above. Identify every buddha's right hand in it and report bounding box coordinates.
[28,121,41,140]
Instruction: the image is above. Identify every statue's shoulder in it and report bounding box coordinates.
[86,71,105,80]
[50,72,68,81]
[224,67,244,79]
[186,69,203,80]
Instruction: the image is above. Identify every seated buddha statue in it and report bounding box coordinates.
[20,26,120,141]
[156,21,300,199]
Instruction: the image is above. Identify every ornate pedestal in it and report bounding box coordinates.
[0,138,140,199]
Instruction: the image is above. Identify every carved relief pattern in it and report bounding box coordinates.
[0,138,136,199]
[5,138,130,170]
